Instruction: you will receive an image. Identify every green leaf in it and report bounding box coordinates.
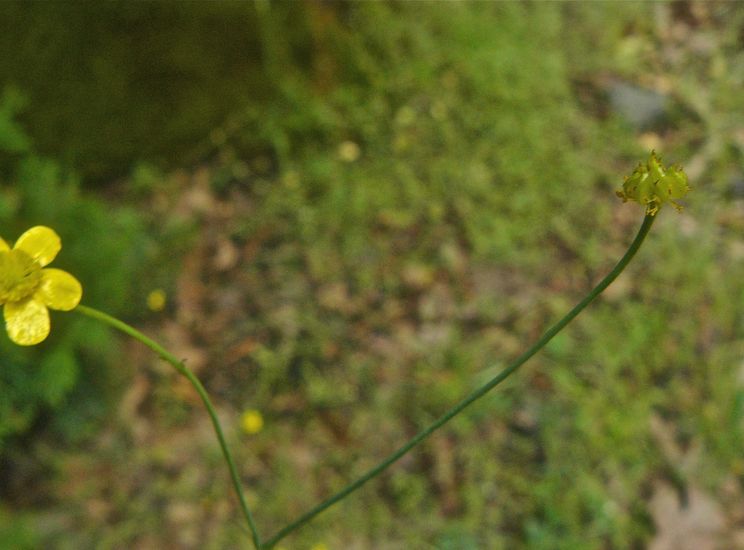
[38,346,79,407]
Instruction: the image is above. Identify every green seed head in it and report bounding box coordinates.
[617,151,690,215]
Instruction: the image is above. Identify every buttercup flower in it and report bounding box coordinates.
[616,150,690,216]
[0,226,82,345]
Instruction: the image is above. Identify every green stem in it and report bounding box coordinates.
[75,304,262,550]
[260,213,656,548]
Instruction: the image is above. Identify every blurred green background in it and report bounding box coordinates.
[1,2,744,549]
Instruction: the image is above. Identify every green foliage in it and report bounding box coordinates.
[0,1,273,182]
[0,88,29,155]
[203,3,743,548]
[0,506,38,550]
[207,3,649,547]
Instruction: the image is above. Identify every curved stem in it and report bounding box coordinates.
[260,213,656,548]
[75,304,262,550]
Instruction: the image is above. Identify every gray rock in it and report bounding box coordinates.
[727,175,744,199]
[608,81,669,130]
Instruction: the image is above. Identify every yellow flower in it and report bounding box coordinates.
[0,226,82,345]
[240,409,264,435]
[616,151,690,216]
[337,141,361,163]
[146,289,167,312]
[310,544,329,550]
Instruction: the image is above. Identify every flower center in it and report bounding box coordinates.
[0,249,43,303]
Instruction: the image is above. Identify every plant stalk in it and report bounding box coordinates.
[260,213,656,548]
[75,304,262,550]
[76,213,655,549]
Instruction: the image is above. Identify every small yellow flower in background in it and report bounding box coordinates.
[337,141,360,163]
[146,288,167,312]
[0,226,82,345]
[310,544,329,550]
[240,409,264,435]
[617,150,690,216]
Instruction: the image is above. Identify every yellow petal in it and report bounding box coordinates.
[4,298,50,345]
[0,237,9,252]
[13,226,61,267]
[38,268,82,311]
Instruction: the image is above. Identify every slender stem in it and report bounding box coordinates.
[260,213,656,548]
[75,304,262,550]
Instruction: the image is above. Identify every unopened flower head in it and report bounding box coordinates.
[240,409,264,435]
[616,151,690,216]
[0,226,82,345]
[147,289,167,312]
